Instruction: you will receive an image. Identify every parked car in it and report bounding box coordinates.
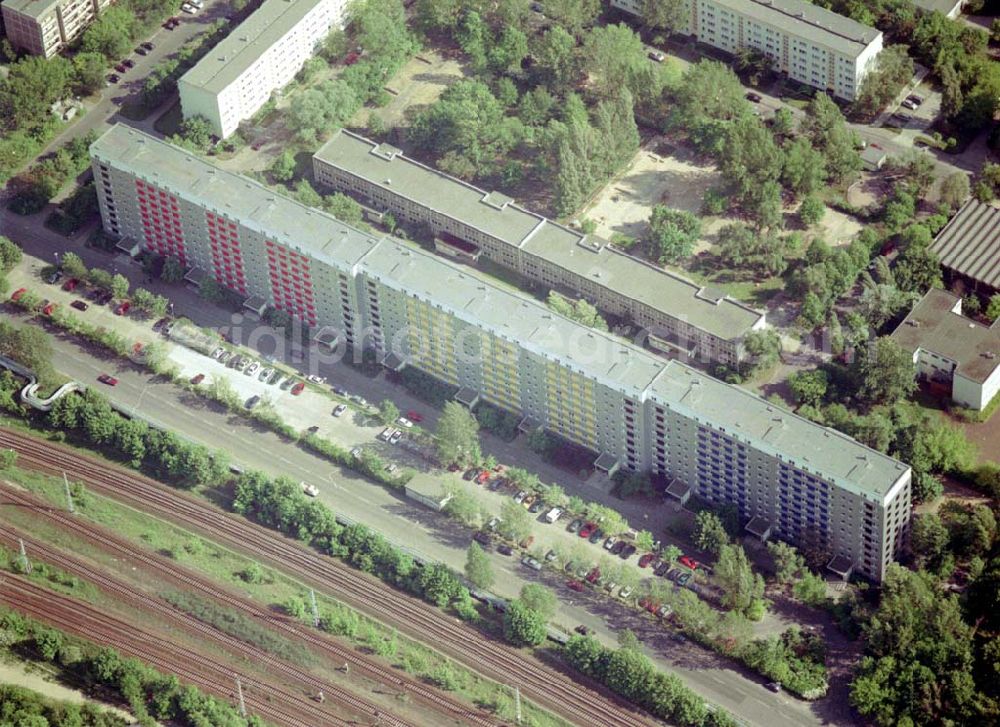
[107,74,120,84]
[389,430,402,445]
[745,91,762,103]
[521,555,542,571]
[586,567,601,584]
[619,544,637,559]
[245,362,260,376]
[396,416,413,428]
[666,568,681,582]
[603,536,619,550]
[301,482,319,497]
[544,549,558,562]
[529,499,545,514]
[587,528,604,544]
[406,409,424,422]
[638,553,657,568]
[10,288,27,302]
[463,468,478,481]
[544,507,562,524]
[676,571,693,586]
[141,41,154,51]
[245,395,260,409]
[475,470,491,485]
[610,540,626,556]
[190,373,205,385]
[618,585,634,600]
[332,385,348,396]
[513,490,528,503]
[497,544,513,556]
[332,404,347,417]
[679,555,700,570]
[45,270,63,284]
[574,624,590,635]
[70,300,89,311]
[62,278,79,292]
[648,50,666,62]
[307,374,325,384]
[519,535,534,549]
[114,301,131,316]
[655,561,672,577]
[488,477,504,491]
[766,682,782,693]
[290,382,305,395]
[97,373,118,386]
[473,531,491,547]
[379,427,394,442]
[578,521,596,538]
[152,317,170,332]
[566,580,585,592]
[350,447,362,459]
[180,2,198,12]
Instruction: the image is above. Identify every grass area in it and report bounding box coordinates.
[0,461,568,727]
[672,258,787,308]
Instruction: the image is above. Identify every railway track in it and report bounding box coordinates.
[0,428,658,727]
[0,576,353,727]
[0,484,498,727]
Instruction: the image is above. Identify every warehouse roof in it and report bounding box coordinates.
[1,0,60,19]
[90,125,380,271]
[648,363,910,500]
[314,130,764,341]
[713,0,881,56]
[930,199,1000,292]
[179,0,327,94]
[891,289,1000,385]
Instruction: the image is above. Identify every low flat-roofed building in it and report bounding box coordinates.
[931,199,1000,298]
[2,0,111,56]
[912,0,965,18]
[178,0,347,138]
[312,129,765,366]
[891,288,1000,411]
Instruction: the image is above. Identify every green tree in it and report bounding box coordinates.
[939,172,970,210]
[582,23,658,102]
[287,80,360,144]
[161,256,185,283]
[635,530,655,552]
[270,151,297,183]
[986,293,1000,323]
[435,402,480,466]
[110,273,129,301]
[853,337,916,408]
[378,399,400,426]
[544,0,601,36]
[72,52,108,95]
[648,206,701,263]
[788,369,828,407]
[767,541,805,585]
[520,583,557,619]
[502,599,547,647]
[802,93,861,185]
[781,137,827,198]
[693,510,729,554]
[498,499,532,543]
[58,251,86,280]
[793,571,828,606]
[642,0,687,33]
[323,192,364,226]
[81,6,137,60]
[716,544,766,615]
[798,196,825,226]
[465,542,494,589]
[532,26,578,88]
[910,513,950,569]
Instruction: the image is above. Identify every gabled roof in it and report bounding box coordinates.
[931,199,1000,290]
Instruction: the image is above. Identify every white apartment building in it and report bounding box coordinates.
[1,0,112,57]
[90,124,912,582]
[178,0,347,138]
[612,0,882,100]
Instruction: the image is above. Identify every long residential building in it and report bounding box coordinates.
[90,124,912,582]
[611,0,882,101]
[312,130,766,367]
[177,0,347,139]
[1,0,111,57]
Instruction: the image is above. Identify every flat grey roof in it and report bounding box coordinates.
[1,0,60,20]
[930,199,1000,291]
[314,130,764,341]
[713,0,881,57]
[178,0,327,94]
[648,363,910,500]
[891,289,1000,385]
[91,125,381,272]
[911,0,963,14]
[94,124,908,501]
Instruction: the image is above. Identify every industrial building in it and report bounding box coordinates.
[312,130,766,367]
[611,0,883,101]
[930,199,1000,299]
[90,124,912,582]
[1,0,111,57]
[891,289,1000,412]
[177,0,347,138]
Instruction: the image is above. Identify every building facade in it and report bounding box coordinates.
[177,0,347,138]
[1,0,111,57]
[611,0,882,101]
[891,289,1000,411]
[91,124,911,582]
[312,130,766,367]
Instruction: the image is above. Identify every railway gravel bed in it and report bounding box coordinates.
[0,427,658,727]
[0,483,496,727]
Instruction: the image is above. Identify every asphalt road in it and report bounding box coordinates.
[8,315,856,727]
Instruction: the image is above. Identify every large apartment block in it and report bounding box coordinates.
[312,130,766,367]
[1,0,111,57]
[611,0,882,101]
[90,124,912,582]
[178,0,347,139]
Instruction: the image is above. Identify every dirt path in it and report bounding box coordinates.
[0,659,134,721]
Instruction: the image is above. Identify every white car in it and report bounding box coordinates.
[245,362,260,376]
[211,347,224,359]
[396,416,413,428]
[603,535,619,550]
[513,490,528,504]
[544,507,562,523]
[180,2,197,12]
[301,482,319,497]
[618,586,634,600]
[379,427,394,442]
[332,404,347,417]
[389,430,402,444]
[350,447,362,459]
[307,374,325,384]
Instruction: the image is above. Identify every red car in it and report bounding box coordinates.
[344,51,360,65]
[679,555,700,570]
[114,301,131,316]
[578,522,597,538]
[586,567,601,584]
[10,288,27,301]
[41,302,58,316]
[190,373,205,385]
[62,278,79,291]
[291,382,305,395]
[406,410,424,423]
[638,553,657,568]
[97,374,118,386]
[566,580,585,592]
[475,470,491,485]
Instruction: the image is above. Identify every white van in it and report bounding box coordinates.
[544,507,563,524]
